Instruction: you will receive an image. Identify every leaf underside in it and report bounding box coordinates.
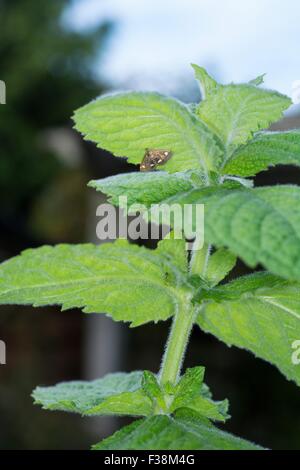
[198,272,300,386]
[88,170,199,208]
[93,409,263,450]
[0,239,189,327]
[162,185,300,281]
[89,182,300,281]
[32,367,228,422]
[224,130,300,177]
[32,372,152,417]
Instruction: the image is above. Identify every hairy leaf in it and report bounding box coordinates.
[73,91,222,176]
[197,272,300,385]
[169,367,229,422]
[0,240,190,327]
[205,248,237,286]
[173,366,205,402]
[89,171,242,216]
[32,372,152,416]
[155,233,188,275]
[88,170,200,208]
[93,409,263,450]
[249,74,266,86]
[196,83,291,161]
[224,130,300,176]
[192,64,218,99]
[97,183,300,281]
[141,366,229,421]
[33,367,229,421]
[166,185,300,281]
[142,371,167,412]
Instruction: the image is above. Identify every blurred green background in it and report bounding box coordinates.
[1,0,300,450]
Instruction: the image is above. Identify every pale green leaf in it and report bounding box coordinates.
[89,171,241,217]
[224,130,300,177]
[141,366,229,420]
[196,84,291,160]
[191,64,218,99]
[190,243,212,278]
[142,371,166,411]
[169,367,229,422]
[33,367,229,421]
[0,240,190,327]
[164,185,300,281]
[104,182,300,281]
[249,74,266,86]
[73,91,223,176]
[173,396,229,422]
[88,170,200,208]
[205,248,237,286]
[140,366,229,420]
[32,372,152,416]
[173,366,205,402]
[156,233,188,275]
[93,409,263,450]
[197,272,300,386]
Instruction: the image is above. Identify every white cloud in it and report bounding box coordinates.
[67,0,300,96]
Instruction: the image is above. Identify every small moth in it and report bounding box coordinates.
[140,148,172,172]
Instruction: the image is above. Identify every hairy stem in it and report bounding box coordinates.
[159,299,197,386]
[190,242,212,277]
[159,242,212,387]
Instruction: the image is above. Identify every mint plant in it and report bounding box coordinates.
[1,65,300,450]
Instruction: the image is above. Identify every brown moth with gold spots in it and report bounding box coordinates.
[140,148,172,171]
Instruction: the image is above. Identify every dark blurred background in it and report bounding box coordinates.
[0,0,300,450]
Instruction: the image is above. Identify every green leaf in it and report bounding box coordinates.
[169,367,229,422]
[88,170,200,208]
[191,64,218,98]
[33,366,228,421]
[73,91,223,176]
[0,240,190,327]
[142,371,166,411]
[224,130,300,177]
[249,74,266,86]
[174,395,229,423]
[196,83,291,160]
[205,248,237,286]
[166,185,300,281]
[93,409,263,450]
[173,366,205,403]
[197,272,300,386]
[98,183,300,281]
[202,185,300,280]
[156,232,188,274]
[32,372,152,416]
[89,171,243,217]
[142,366,229,421]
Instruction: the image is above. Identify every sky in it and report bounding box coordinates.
[66,0,300,99]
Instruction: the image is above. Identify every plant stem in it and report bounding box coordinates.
[159,299,196,386]
[159,242,212,387]
[190,242,212,276]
